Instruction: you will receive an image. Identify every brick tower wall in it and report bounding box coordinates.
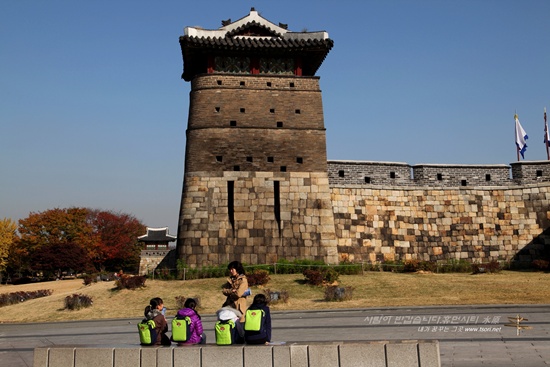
[178,73,338,267]
[184,74,327,173]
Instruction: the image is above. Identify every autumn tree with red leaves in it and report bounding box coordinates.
[13,207,146,277]
[88,210,146,271]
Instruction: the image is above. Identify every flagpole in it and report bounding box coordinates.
[516,111,520,161]
[545,108,549,160]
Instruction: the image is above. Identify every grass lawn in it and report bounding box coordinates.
[0,270,548,323]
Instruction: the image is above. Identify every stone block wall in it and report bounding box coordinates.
[331,183,550,263]
[177,171,338,267]
[138,249,175,275]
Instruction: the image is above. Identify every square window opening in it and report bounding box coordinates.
[536,170,543,177]
[240,81,245,86]
[246,156,253,162]
[485,174,491,181]
[266,82,272,87]
[296,157,303,164]
[461,180,467,186]
[270,108,275,113]
[390,171,396,179]
[290,82,295,87]
[338,170,345,178]
[230,120,237,127]
[267,157,274,163]
[364,177,371,184]
[437,173,443,181]
[217,80,222,85]
[277,121,283,127]
[280,166,287,172]
[240,108,246,113]
[215,107,221,113]
[216,156,223,162]
[233,165,240,171]
[295,109,301,114]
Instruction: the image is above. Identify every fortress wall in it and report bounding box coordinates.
[330,183,550,264]
[511,160,550,184]
[329,160,550,187]
[178,171,338,267]
[413,164,510,187]
[328,161,413,186]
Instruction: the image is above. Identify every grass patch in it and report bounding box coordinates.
[0,271,548,323]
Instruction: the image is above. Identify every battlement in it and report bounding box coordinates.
[328,160,550,187]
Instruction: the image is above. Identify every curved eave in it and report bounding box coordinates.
[179,36,333,81]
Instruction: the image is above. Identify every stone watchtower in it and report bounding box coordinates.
[177,8,338,267]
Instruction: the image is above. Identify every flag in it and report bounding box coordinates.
[515,113,528,159]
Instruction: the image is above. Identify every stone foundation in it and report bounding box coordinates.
[177,171,338,267]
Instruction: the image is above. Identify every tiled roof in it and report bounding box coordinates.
[181,35,333,50]
[138,227,176,242]
[179,8,333,81]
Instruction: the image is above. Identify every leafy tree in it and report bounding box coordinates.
[0,218,17,280]
[14,207,146,275]
[31,242,91,278]
[17,208,97,274]
[89,210,146,272]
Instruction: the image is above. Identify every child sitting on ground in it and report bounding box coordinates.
[143,297,171,346]
[215,296,244,344]
[244,294,272,345]
[175,298,206,345]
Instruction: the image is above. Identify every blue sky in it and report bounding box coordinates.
[1,0,549,234]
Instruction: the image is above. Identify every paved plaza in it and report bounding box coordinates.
[1,304,549,366]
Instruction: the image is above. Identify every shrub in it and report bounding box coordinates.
[0,289,53,307]
[532,259,549,271]
[381,260,404,272]
[115,275,146,290]
[472,260,501,274]
[323,267,340,283]
[303,268,340,285]
[82,274,95,286]
[247,269,270,286]
[324,285,354,302]
[263,289,289,304]
[303,269,324,286]
[334,261,362,275]
[64,294,93,310]
[438,259,472,273]
[419,261,438,272]
[403,260,420,272]
[184,265,227,280]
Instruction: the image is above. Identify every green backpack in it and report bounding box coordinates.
[171,316,192,342]
[244,309,265,331]
[138,319,157,345]
[215,319,235,345]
